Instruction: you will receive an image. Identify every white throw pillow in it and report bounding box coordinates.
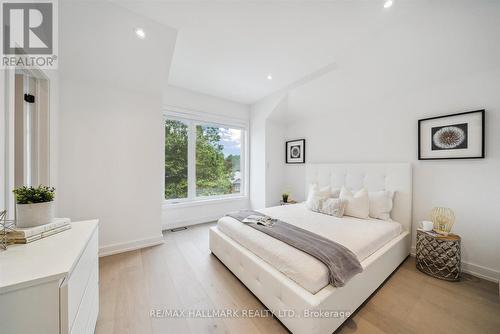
[369,190,394,221]
[339,187,370,219]
[306,184,332,212]
[319,198,347,218]
[330,188,341,198]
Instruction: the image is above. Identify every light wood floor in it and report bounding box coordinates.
[96,223,500,334]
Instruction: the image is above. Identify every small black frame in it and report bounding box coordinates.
[418,109,485,160]
[285,139,306,164]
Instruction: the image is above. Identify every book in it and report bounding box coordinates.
[41,224,72,238]
[8,234,42,244]
[417,228,441,237]
[8,224,72,244]
[6,218,71,238]
[242,215,275,226]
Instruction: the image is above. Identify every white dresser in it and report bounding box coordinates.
[0,220,99,334]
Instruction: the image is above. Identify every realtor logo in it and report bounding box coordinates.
[1,0,58,68]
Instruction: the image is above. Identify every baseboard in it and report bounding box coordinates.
[162,214,221,231]
[99,234,164,257]
[410,246,499,283]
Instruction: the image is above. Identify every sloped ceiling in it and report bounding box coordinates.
[112,0,391,104]
[113,1,500,105]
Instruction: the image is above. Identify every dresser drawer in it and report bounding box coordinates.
[84,278,99,334]
[62,228,99,333]
[0,220,99,334]
[70,261,98,334]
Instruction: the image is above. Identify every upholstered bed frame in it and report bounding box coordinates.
[209,163,412,334]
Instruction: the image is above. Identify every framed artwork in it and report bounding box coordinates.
[286,139,306,164]
[418,110,485,160]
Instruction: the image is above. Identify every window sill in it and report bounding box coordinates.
[163,195,248,209]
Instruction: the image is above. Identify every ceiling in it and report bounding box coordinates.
[113,0,484,105]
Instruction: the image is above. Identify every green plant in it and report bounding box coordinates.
[282,192,290,203]
[12,185,55,204]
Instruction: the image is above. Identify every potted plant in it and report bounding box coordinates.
[13,185,55,228]
[282,192,290,203]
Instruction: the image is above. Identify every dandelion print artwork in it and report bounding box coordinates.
[431,123,468,150]
[290,145,301,158]
[286,139,305,163]
[418,110,484,160]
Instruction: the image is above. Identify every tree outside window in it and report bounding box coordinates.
[165,118,243,200]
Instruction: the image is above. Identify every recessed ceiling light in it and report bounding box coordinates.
[383,0,393,8]
[135,28,146,39]
[267,74,273,80]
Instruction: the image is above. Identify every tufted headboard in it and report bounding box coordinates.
[305,163,412,232]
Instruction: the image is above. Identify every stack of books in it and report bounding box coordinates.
[6,218,72,244]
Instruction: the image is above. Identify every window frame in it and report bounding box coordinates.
[163,108,248,205]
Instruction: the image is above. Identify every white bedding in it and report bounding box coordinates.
[217,203,402,294]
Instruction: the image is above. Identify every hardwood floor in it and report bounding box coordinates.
[96,223,500,334]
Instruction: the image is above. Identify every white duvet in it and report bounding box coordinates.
[217,203,402,294]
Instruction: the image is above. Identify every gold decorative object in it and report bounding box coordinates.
[431,207,455,236]
[0,210,16,250]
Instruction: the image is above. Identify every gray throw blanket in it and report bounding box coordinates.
[227,210,363,287]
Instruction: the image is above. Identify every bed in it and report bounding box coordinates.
[209,163,412,334]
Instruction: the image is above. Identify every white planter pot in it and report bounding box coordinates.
[16,201,55,228]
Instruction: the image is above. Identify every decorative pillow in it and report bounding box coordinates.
[319,198,347,218]
[306,184,332,212]
[339,187,370,219]
[330,188,341,198]
[368,190,394,221]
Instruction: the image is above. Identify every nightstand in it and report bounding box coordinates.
[280,200,298,206]
[416,229,461,281]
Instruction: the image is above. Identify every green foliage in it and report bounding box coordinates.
[165,120,188,199]
[225,154,240,174]
[196,125,232,196]
[13,185,55,204]
[164,120,241,199]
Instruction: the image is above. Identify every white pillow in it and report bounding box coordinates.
[319,198,347,218]
[306,184,332,212]
[330,188,341,198]
[339,187,370,219]
[369,190,394,221]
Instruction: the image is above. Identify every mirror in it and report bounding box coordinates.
[13,70,50,188]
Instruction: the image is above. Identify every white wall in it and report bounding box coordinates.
[258,1,500,281]
[164,84,249,119]
[265,97,288,207]
[249,92,287,209]
[162,85,251,229]
[57,1,177,256]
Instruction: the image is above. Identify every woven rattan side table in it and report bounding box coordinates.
[416,229,461,281]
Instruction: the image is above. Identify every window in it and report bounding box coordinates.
[164,115,246,202]
[164,119,188,200]
[196,124,242,196]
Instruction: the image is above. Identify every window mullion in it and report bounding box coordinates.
[187,121,196,199]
